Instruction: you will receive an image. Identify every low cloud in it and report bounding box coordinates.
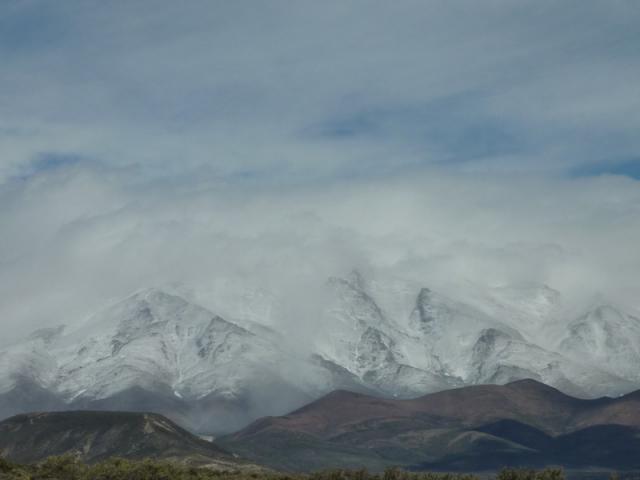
[1,164,639,343]
[0,1,639,342]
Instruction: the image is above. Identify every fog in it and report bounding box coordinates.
[1,164,639,345]
[1,1,639,342]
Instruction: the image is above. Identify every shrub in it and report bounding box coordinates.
[496,468,565,480]
[0,457,16,474]
[31,455,86,480]
[0,458,589,480]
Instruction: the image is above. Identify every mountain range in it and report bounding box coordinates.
[1,271,640,432]
[3,380,640,473]
[220,379,640,472]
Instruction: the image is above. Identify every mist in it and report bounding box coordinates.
[1,0,639,342]
[0,164,638,345]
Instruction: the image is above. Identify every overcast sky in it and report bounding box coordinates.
[1,1,639,340]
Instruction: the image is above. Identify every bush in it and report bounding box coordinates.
[496,468,564,480]
[0,457,28,480]
[0,458,583,480]
[31,455,85,480]
[0,458,16,474]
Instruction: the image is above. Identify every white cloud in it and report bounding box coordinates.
[1,164,639,343]
[0,1,639,341]
[1,1,639,180]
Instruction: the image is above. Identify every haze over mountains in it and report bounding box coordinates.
[1,1,638,475]
[2,270,639,433]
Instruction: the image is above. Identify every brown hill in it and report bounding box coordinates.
[220,379,640,472]
[0,411,238,467]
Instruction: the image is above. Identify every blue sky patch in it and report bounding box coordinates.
[571,158,640,180]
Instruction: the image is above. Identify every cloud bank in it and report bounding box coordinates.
[1,165,639,342]
[0,1,639,340]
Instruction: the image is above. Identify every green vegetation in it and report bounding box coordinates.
[0,456,604,480]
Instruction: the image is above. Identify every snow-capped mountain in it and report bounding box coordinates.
[314,275,459,397]
[54,289,293,401]
[559,304,640,382]
[314,274,634,399]
[1,272,639,432]
[0,289,327,432]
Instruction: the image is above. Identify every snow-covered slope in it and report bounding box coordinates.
[0,289,327,432]
[559,304,640,382]
[313,275,634,399]
[314,275,459,397]
[53,289,294,401]
[1,272,640,432]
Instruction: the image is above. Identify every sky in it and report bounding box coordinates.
[1,0,639,340]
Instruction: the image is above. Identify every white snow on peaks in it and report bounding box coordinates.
[559,304,640,382]
[50,288,303,401]
[1,272,640,430]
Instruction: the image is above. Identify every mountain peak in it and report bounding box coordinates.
[506,378,550,389]
[128,287,184,305]
[27,325,66,343]
[346,269,367,290]
[505,378,572,399]
[291,389,371,415]
[588,303,638,322]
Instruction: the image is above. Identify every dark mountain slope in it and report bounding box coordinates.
[228,379,629,441]
[0,411,235,466]
[220,379,640,472]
